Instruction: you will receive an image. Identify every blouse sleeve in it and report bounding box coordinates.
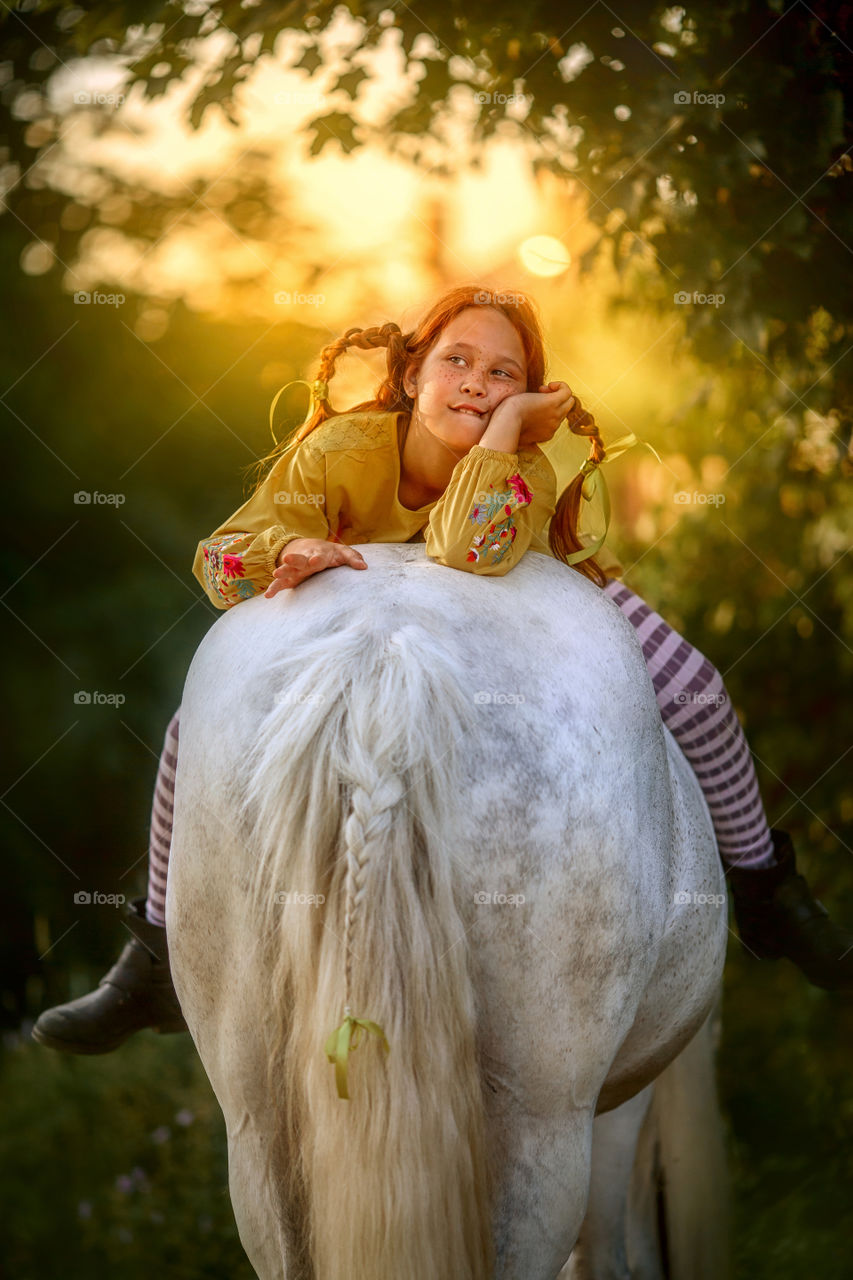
[192,441,330,609]
[423,444,557,576]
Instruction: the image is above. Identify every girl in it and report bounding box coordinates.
[32,285,853,1054]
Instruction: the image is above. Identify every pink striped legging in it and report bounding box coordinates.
[144,577,776,925]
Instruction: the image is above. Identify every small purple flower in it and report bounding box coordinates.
[150,1125,171,1145]
[174,1108,195,1127]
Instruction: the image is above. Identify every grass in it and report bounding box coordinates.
[0,1026,254,1280]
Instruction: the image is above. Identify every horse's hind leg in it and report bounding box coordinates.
[489,1108,595,1280]
[561,1086,656,1280]
[224,1107,311,1280]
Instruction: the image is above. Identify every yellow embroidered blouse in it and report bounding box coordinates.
[192,409,602,609]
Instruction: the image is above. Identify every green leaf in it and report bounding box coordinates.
[334,66,370,99]
[305,110,360,156]
[294,45,323,76]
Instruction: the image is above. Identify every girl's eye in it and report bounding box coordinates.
[447,355,514,377]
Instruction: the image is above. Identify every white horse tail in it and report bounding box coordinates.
[630,1007,729,1278]
[244,618,494,1280]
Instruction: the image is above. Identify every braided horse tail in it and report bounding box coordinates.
[244,614,493,1280]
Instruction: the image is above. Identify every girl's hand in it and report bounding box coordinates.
[264,538,367,597]
[480,382,574,452]
[513,381,586,447]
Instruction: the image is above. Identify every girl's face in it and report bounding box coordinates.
[403,307,529,453]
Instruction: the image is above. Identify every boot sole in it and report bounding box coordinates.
[30,1021,186,1055]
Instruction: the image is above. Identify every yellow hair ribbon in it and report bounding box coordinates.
[268,378,329,447]
[324,1009,390,1101]
[563,431,663,566]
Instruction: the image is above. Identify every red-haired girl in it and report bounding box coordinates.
[33,285,853,1054]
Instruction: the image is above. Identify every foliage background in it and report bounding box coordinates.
[1,2,852,1276]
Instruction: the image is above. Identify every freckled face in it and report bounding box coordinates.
[403,308,528,453]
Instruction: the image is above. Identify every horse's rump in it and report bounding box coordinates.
[168,545,725,1280]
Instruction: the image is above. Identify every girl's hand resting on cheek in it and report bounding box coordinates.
[265,538,367,597]
[499,381,595,448]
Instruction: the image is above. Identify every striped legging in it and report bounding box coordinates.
[144,577,775,925]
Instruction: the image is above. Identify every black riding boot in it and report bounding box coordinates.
[727,829,853,990]
[31,897,187,1053]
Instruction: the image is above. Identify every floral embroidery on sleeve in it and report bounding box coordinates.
[508,473,533,505]
[465,472,533,566]
[201,533,260,605]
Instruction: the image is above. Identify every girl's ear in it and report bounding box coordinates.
[402,359,420,399]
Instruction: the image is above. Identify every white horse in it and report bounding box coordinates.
[167,543,729,1280]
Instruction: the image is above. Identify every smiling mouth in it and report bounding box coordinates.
[451,406,488,419]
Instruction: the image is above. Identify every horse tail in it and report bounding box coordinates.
[630,1007,729,1278]
[244,618,494,1280]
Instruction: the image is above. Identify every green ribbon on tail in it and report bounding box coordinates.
[562,431,663,566]
[324,1011,391,1101]
[269,378,329,447]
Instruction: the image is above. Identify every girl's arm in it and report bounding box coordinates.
[423,443,557,576]
[423,383,573,575]
[192,441,331,608]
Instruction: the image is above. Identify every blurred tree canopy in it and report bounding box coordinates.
[1,0,852,423]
